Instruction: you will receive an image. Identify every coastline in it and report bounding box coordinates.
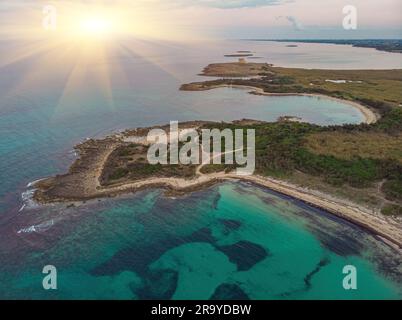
[30,63,402,250]
[182,83,379,124]
[229,175,402,250]
[33,170,402,250]
[250,87,380,125]
[261,39,402,55]
[32,141,402,249]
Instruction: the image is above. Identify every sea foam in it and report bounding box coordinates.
[17,219,54,234]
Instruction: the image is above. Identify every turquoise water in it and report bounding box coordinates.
[0,183,400,299]
[0,39,401,299]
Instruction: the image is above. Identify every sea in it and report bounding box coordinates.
[0,39,401,299]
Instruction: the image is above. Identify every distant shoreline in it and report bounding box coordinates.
[246,39,402,54]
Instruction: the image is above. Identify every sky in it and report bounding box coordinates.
[0,0,401,40]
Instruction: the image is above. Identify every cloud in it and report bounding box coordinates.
[286,16,303,30]
[0,0,292,11]
[86,0,295,10]
[176,0,289,8]
[276,15,303,30]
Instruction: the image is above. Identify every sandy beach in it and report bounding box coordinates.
[103,173,402,249]
[182,83,379,124]
[33,136,402,249]
[250,87,379,124]
[109,174,400,250]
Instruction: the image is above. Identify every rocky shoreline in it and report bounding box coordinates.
[32,120,402,250]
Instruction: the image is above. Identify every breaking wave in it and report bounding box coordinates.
[17,219,55,234]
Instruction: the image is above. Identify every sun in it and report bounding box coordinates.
[61,6,124,41]
[79,16,114,37]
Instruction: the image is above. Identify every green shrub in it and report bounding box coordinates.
[110,168,129,180]
[382,179,402,201]
[382,204,402,216]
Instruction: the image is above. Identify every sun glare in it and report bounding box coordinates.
[79,16,114,37]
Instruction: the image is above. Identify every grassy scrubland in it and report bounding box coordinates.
[201,112,402,215]
[270,67,402,108]
[187,66,402,113]
[101,143,197,186]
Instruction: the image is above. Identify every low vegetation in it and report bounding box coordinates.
[200,118,402,215]
[102,63,402,216]
[100,144,197,186]
[304,132,402,164]
[382,204,402,216]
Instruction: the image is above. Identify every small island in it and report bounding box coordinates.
[33,62,402,249]
[224,54,254,57]
[224,50,254,58]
